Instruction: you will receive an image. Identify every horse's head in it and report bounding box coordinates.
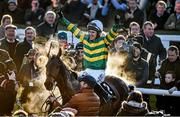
[44,55,61,90]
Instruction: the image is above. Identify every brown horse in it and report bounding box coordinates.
[44,49,129,116]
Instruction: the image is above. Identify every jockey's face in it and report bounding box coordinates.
[88,30,97,40]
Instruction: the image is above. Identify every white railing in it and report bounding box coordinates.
[137,88,180,97]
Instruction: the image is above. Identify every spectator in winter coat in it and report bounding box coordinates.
[116,90,149,116]
[63,75,100,116]
[164,0,180,30]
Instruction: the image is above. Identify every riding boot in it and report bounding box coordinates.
[94,84,112,104]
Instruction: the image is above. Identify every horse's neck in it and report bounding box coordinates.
[57,83,75,105]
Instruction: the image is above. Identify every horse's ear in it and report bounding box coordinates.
[57,47,62,58]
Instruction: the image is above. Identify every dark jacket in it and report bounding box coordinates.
[164,13,180,30]
[0,49,12,63]
[64,88,100,116]
[4,8,25,25]
[125,57,149,87]
[124,8,144,28]
[17,61,41,103]
[63,0,87,24]
[149,10,170,30]
[117,101,149,116]
[141,34,166,66]
[14,38,33,71]
[0,38,19,59]
[158,58,180,82]
[24,7,45,26]
[36,21,56,39]
[141,48,156,85]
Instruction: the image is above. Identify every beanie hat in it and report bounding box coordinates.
[132,35,144,46]
[58,32,67,40]
[78,75,97,88]
[8,0,18,5]
[75,42,83,50]
[133,42,142,51]
[5,24,17,30]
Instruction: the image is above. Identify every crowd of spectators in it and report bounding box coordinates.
[0,0,180,116]
[0,0,179,30]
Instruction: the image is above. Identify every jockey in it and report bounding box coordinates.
[59,12,121,84]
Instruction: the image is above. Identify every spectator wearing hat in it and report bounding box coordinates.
[4,0,24,25]
[14,26,36,72]
[132,35,156,86]
[0,14,12,39]
[0,24,19,59]
[110,35,126,53]
[63,75,100,116]
[24,0,45,26]
[116,90,149,116]
[36,10,57,40]
[124,42,149,87]
[58,31,68,49]
[74,42,84,71]
[128,22,140,37]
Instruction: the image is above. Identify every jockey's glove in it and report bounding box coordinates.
[112,24,123,32]
[58,10,64,19]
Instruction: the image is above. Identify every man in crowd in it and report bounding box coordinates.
[164,0,180,30]
[36,10,57,40]
[141,21,166,67]
[14,26,36,71]
[124,42,149,87]
[149,0,169,30]
[0,24,19,59]
[157,45,180,83]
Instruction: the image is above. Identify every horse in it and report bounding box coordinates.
[44,48,129,116]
